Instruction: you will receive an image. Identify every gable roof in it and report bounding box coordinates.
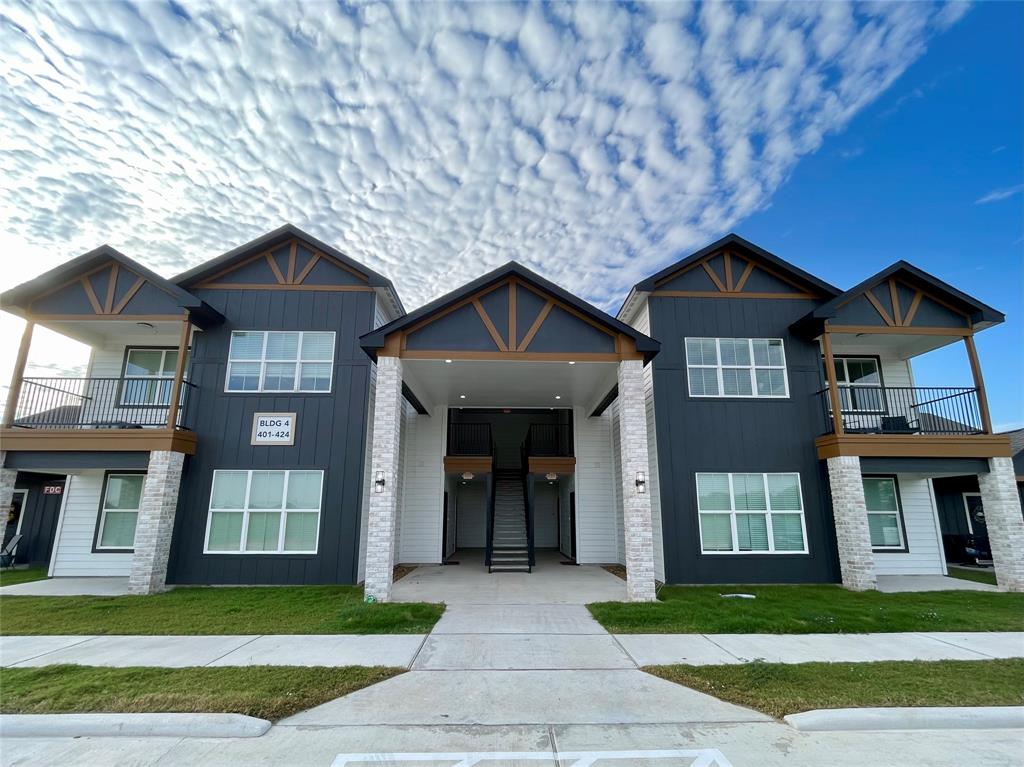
[0,245,223,326]
[619,233,841,320]
[173,223,405,314]
[360,261,660,361]
[793,261,1005,336]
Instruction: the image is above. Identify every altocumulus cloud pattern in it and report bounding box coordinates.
[0,1,967,310]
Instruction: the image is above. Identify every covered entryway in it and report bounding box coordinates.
[359,262,660,602]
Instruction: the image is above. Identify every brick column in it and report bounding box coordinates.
[826,455,877,591]
[363,355,404,603]
[0,453,17,545]
[978,457,1024,592]
[617,359,657,602]
[129,450,185,595]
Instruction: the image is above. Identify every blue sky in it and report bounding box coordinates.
[0,1,1019,425]
[741,0,1023,428]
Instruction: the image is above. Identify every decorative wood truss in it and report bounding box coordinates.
[825,276,971,333]
[194,237,374,292]
[650,249,826,300]
[381,276,644,362]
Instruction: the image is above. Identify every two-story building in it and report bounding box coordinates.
[2,228,1021,600]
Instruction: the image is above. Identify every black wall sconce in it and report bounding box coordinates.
[635,470,646,493]
[374,471,386,493]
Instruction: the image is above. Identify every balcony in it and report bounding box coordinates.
[444,422,494,474]
[525,423,573,456]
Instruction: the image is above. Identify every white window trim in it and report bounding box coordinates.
[962,492,983,535]
[203,469,323,554]
[95,472,145,551]
[121,348,180,406]
[224,331,336,394]
[830,356,884,414]
[685,338,790,399]
[863,476,907,551]
[11,489,28,537]
[696,472,809,554]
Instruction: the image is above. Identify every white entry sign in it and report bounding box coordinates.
[251,413,296,445]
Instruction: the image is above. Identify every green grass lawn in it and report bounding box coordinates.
[947,567,999,586]
[589,584,1024,633]
[0,664,402,721]
[0,585,443,635]
[646,659,1024,718]
[0,567,48,587]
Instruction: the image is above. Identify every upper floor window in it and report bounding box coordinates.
[121,348,181,406]
[825,357,883,412]
[696,472,807,554]
[226,331,335,393]
[685,338,788,398]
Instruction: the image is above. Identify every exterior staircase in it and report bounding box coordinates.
[489,469,531,572]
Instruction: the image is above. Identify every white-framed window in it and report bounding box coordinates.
[121,348,181,406]
[862,476,906,550]
[696,472,808,554]
[685,338,789,398]
[825,357,884,412]
[96,473,145,550]
[204,469,323,554]
[225,331,335,393]
[962,492,984,535]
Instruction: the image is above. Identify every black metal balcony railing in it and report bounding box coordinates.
[526,423,573,456]
[816,386,984,436]
[447,422,493,456]
[10,377,196,430]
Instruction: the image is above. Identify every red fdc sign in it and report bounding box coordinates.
[43,485,62,495]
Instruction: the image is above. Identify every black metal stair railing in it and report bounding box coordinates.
[815,386,984,436]
[525,423,573,456]
[447,422,493,455]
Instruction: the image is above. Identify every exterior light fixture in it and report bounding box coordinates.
[545,472,557,481]
[445,359,452,363]
[554,395,561,400]
[374,471,386,493]
[635,471,647,493]
[459,394,466,399]
[461,472,474,481]
[568,361,575,365]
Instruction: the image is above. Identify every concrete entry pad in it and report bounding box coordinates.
[876,574,998,592]
[431,604,605,635]
[413,634,634,670]
[0,577,131,596]
[392,550,626,604]
[10,635,258,668]
[281,669,772,726]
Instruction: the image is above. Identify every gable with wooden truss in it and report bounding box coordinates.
[361,264,659,363]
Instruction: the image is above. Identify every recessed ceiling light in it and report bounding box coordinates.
[445,359,452,364]
[459,394,466,399]
[554,395,561,400]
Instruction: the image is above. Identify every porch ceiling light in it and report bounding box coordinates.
[445,359,452,363]
[459,394,467,399]
[461,472,474,481]
[568,361,575,365]
[545,472,557,481]
[554,395,561,400]
[635,471,647,493]
[374,471,386,493]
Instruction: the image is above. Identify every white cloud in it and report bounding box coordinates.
[0,0,967,323]
[975,184,1024,205]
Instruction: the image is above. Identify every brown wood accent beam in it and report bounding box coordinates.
[286,241,297,283]
[443,456,493,474]
[903,291,924,326]
[888,279,903,326]
[112,276,146,314]
[701,261,727,292]
[266,252,286,284]
[103,263,119,314]
[2,321,33,428]
[820,330,844,436]
[650,290,817,300]
[724,253,734,291]
[192,283,374,292]
[399,350,639,362]
[166,318,192,429]
[734,259,755,292]
[964,335,993,434]
[864,289,896,327]
[473,298,508,352]
[26,313,190,323]
[80,277,103,314]
[528,456,576,475]
[815,433,1011,460]
[517,300,554,351]
[294,253,321,284]
[824,324,972,337]
[0,427,198,455]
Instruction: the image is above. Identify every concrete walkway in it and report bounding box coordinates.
[876,574,998,592]
[0,577,130,596]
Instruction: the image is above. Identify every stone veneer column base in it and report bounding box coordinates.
[129,450,185,595]
[363,355,404,603]
[0,456,17,545]
[825,455,877,591]
[978,456,1024,592]
[617,359,657,602]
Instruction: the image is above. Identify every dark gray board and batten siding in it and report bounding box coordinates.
[648,295,842,584]
[166,288,375,585]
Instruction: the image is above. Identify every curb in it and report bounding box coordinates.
[0,713,271,739]
[785,706,1024,732]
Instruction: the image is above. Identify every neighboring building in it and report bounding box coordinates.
[1,228,1022,598]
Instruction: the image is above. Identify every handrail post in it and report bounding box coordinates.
[2,321,34,428]
[166,318,191,429]
[963,335,993,434]
[820,330,844,436]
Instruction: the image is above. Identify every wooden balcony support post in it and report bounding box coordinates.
[166,318,192,429]
[964,334,993,434]
[2,321,34,428]
[821,329,844,436]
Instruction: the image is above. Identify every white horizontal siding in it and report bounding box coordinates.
[873,474,946,576]
[397,405,445,563]
[50,471,133,577]
[574,406,619,563]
